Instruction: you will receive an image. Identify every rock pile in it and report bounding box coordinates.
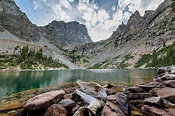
[128,66,175,115]
[17,66,175,116]
[19,82,129,116]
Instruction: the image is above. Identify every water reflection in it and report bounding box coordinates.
[0,69,157,97]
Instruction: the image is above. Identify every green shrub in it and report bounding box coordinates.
[0,46,69,69]
[135,44,175,68]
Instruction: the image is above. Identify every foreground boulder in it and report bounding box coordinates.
[127,92,150,100]
[58,98,76,109]
[23,90,65,111]
[102,93,129,116]
[144,97,164,108]
[128,66,175,115]
[102,101,125,116]
[157,67,166,74]
[116,93,129,115]
[44,104,67,116]
[141,105,170,115]
[138,83,156,91]
[164,80,175,88]
[127,86,144,93]
[155,88,175,103]
[171,67,175,74]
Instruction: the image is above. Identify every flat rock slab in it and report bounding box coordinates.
[127,92,150,100]
[167,108,175,115]
[107,95,117,101]
[116,93,129,115]
[128,86,144,93]
[141,105,170,115]
[144,97,164,108]
[164,80,175,88]
[23,90,65,111]
[58,98,76,109]
[161,74,175,81]
[0,103,22,112]
[44,104,67,116]
[155,88,175,103]
[101,101,126,116]
[138,84,156,91]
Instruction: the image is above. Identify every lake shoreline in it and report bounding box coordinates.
[0,70,162,116]
[0,67,67,72]
[0,67,157,72]
[17,66,175,115]
[12,67,175,116]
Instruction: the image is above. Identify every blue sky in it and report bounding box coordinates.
[14,0,163,42]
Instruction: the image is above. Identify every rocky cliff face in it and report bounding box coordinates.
[74,0,175,69]
[0,0,92,46]
[0,0,40,41]
[0,0,92,69]
[40,21,92,47]
[112,0,175,49]
[0,0,174,69]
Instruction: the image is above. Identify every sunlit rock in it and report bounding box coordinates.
[23,90,65,111]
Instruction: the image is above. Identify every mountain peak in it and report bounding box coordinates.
[0,0,92,47]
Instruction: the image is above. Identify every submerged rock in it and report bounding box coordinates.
[23,90,65,111]
[44,104,67,116]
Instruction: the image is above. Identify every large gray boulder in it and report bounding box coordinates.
[23,90,65,111]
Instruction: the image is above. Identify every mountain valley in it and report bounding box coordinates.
[0,0,175,69]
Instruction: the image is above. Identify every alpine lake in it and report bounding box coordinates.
[0,69,157,115]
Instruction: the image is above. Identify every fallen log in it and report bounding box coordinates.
[76,80,107,99]
[74,80,107,115]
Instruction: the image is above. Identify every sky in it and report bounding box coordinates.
[14,0,164,42]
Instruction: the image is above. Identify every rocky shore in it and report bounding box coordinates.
[0,66,175,116]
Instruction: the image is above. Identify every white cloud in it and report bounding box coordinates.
[52,4,70,21]
[69,0,74,3]
[125,0,164,16]
[118,0,130,10]
[97,9,109,22]
[112,5,116,11]
[32,1,38,11]
[30,0,164,42]
[88,25,112,42]
[91,15,98,26]
[60,0,72,9]
[82,9,94,22]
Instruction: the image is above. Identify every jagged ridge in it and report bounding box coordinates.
[74,0,175,69]
[0,0,92,46]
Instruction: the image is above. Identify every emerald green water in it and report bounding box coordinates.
[0,69,157,98]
